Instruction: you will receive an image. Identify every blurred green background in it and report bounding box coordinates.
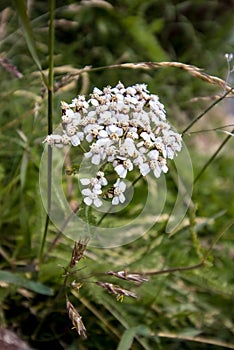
[0,1,233,349]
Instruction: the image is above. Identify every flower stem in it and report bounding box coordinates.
[193,127,234,185]
[182,89,233,136]
[39,0,55,263]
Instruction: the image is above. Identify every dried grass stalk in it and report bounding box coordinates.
[0,56,23,78]
[66,298,87,338]
[96,281,137,299]
[107,270,148,283]
[111,62,233,93]
[70,238,89,268]
[58,61,234,95]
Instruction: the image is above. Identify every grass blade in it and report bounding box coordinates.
[0,270,53,296]
[117,328,136,350]
[13,0,48,86]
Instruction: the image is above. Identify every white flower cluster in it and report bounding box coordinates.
[44,82,182,207]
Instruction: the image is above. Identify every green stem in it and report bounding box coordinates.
[182,89,233,136]
[40,0,55,263]
[117,219,233,278]
[193,128,234,185]
[48,0,54,134]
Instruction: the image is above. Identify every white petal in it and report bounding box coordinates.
[98,130,108,138]
[87,110,96,118]
[101,178,108,186]
[112,197,119,205]
[80,178,90,185]
[119,182,126,191]
[93,183,101,190]
[153,167,161,178]
[90,98,99,106]
[86,134,93,143]
[140,163,150,176]
[115,164,127,178]
[66,109,74,118]
[84,197,92,206]
[71,135,81,146]
[94,198,102,207]
[92,154,101,165]
[93,87,103,95]
[166,147,174,159]
[82,188,91,196]
[140,132,150,141]
[161,164,168,173]
[148,150,159,160]
[119,193,126,203]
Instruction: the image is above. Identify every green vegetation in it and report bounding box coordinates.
[0,1,233,349]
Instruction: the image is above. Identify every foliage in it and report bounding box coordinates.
[0,1,233,349]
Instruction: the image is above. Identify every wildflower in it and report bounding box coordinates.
[114,158,133,178]
[43,134,63,147]
[112,179,126,205]
[81,187,103,207]
[44,82,182,207]
[80,172,108,207]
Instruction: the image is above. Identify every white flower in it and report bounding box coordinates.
[106,124,123,139]
[43,135,63,146]
[61,134,71,145]
[140,131,156,143]
[69,96,89,110]
[80,171,107,207]
[66,125,77,136]
[90,98,99,107]
[80,178,90,186]
[159,157,168,174]
[81,188,103,207]
[72,112,82,126]
[98,110,116,125]
[106,145,117,162]
[149,160,162,178]
[84,124,105,142]
[112,179,126,205]
[148,149,159,161]
[96,171,108,186]
[114,159,133,178]
[80,177,100,189]
[93,87,103,95]
[119,138,137,157]
[114,163,128,178]
[139,162,150,176]
[44,82,183,208]
[85,138,113,164]
[70,132,84,146]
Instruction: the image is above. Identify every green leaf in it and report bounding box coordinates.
[0,270,53,296]
[117,328,137,350]
[13,0,48,87]
[122,16,167,61]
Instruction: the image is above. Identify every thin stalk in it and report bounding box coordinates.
[186,124,234,134]
[182,89,233,136]
[39,0,55,263]
[144,219,233,276]
[193,127,234,185]
[48,0,55,135]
